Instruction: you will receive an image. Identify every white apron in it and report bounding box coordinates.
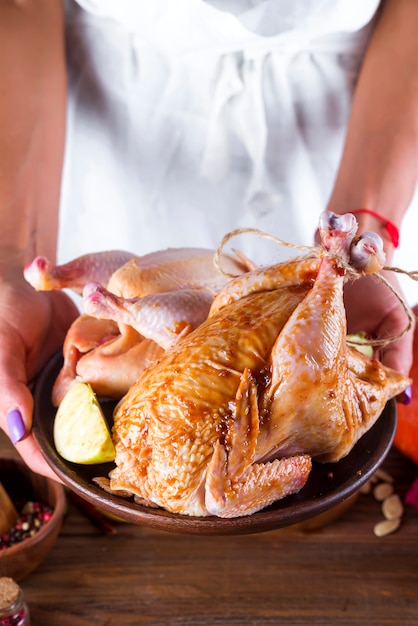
[59,0,418,304]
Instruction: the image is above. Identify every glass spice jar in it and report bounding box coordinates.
[0,578,30,626]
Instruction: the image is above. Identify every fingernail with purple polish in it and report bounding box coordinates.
[6,409,26,444]
[397,385,413,406]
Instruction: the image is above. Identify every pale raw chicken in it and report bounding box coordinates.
[24,248,253,404]
[103,212,410,518]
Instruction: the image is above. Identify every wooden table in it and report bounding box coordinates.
[2,431,418,626]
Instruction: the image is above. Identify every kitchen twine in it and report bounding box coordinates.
[214,227,418,350]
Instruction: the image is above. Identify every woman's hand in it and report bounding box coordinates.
[343,269,414,378]
[0,271,78,480]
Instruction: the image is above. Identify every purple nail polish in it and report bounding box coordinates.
[397,385,413,406]
[6,409,26,444]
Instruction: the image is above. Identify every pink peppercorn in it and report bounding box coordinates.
[0,502,53,550]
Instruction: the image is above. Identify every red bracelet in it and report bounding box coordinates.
[350,208,400,248]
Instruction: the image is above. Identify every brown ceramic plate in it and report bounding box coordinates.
[33,351,397,536]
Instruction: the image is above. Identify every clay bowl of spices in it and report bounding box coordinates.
[0,455,66,581]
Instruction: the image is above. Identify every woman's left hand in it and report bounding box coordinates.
[343,269,414,377]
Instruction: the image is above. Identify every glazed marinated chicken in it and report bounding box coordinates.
[103,212,410,518]
[24,248,253,403]
[105,212,410,518]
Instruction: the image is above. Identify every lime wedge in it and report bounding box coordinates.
[54,382,115,464]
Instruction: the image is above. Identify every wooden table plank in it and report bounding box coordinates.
[2,431,418,625]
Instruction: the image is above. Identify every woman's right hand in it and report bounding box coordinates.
[0,270,79,480]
